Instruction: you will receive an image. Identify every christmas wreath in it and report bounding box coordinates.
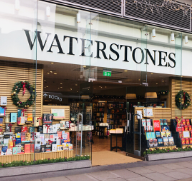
[175,90,191,110]
[11,81,36,108]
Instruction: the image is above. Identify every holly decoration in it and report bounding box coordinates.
[11,81,36,108]
[175,90,191,110]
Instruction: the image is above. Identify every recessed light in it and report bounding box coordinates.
[44,80,46,81]
[58,88,60,89]
[77,91,78,92]
[47,73,49,74]
[151,73,153,74]
[101,87,102,88]
[156,83,158,84]
[60,83,63,84]
[50,70,53,73]
[88,89,89,90]
[83,65,86,68]
[70,88,72,90]
[75,84,78,86]
[46,86,48,87]
[124,70,128,72]
[51,62,54,64]
[105,86,107,88]
[138,79,140,81]
[60,87,62,88]
[44,87,46,88]
[54,73,57,75]
[162,80,164,82]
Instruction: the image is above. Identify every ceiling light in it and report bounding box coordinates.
[47,73,49,74]
[60,83,62,84]
[185,36,188,44]
[50,70,53,73]
[77,12,81,23]
[152,29,156,37]
[171,33,174,41]
[60,87,62,88]
[101,87,102,88]
[118,80,122,83]
[58,88,60,89]
[51,62,54,64]
[138,79,140,81]
[46,86,48,87]
[46,6,50,17]
[15,0,20,11]
[124,70,128,72]
[44,80,46,81]
[77,91,78,92]
[151,73,153,74]
[162,80,164,82]
[54,73,57,75]
[156,83,158,84]
[44,87,46,88]
[105,86,107,88]
[83,65,86,68]
[145,92,157,98]
[126,94,137,99]
[70,88,72,90]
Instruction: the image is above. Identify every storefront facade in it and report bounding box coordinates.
[0,0,192,174]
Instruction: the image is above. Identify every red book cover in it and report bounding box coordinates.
[182,138,186,145]
[21,126,28,133]
[189,126,192,131]
[190,138,192,144]
[186,119,190,125]
[24,144,30,154]
[30,144,34,153]
[186,138,189,145]
[185,125,188,131]
[183,120,186,126]
[179,132,183,138]
[153,120,161,132]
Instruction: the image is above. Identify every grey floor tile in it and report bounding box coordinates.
[179,168,192,176]
[177,178,192,181]
[88,171,118,180]
[143,165,174,173]
[127,167,153,174]
[126,177,153,181]
[111,169,141,179]
[67,174,97,181]
[160,163,185,169]
[174,162,192,168]
[164,171,191,180]
[105,178,126,181]
[41,177,70,181]
[142,172,175,181]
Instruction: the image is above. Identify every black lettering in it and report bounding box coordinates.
[120,45,132,62]
[80,39,93,57]
[168,53,176,68]
[64,36,78,55]
[47,34,64,54]
[109,43,119,61]
[132,47,144,64]
[95,41,108,59]
[145,49,156,65]
[24,30,50,51]
[158,51,168,67]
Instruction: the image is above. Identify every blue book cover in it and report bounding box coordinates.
[157,138,163,146]
[10,113,17,123]
[155,131,161,138]
[29,127,35,133]
[151,132,156,139]
[17,109,22,118]
[16,138,21,144]
[0,107,5,116]
[146,132,151,140]
[161,125,169,132]
[0,117,3,126]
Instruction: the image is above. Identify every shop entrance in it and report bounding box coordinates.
[43,63,171,166]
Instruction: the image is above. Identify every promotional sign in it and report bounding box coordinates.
[153,120,161,132]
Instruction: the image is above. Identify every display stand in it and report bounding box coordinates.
[110,133,123,152]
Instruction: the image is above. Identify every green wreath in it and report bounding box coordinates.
[11,81,36,108]
[175,90,191,110]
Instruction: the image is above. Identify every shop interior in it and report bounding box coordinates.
[42,61,173,166]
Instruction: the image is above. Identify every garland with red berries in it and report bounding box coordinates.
[11,81,36,108]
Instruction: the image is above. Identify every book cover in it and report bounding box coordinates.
[151,132,156,139]
[29,127,35,133]
[17,109,22,118]
[0,96,7,106]
[35,138,41,145]
[0,118,3,126]
[163,119,168,125]
[12,147,18,155]
[163,137,168,146]
[0,107,5,116]
[153,139,158,147]
[15,127,21,133]
[10,113,17,123]
[155,131,161,138]
[161,132,166,137]
[146,132,151,140]
[186,138,189,144]
[153,120,161,132]
[69,144,73,150]
[24,144,30,153]
[57,145,63,151]
[190,138,192,144]
[40,145,46,152]
[45,145,52,152]
[161,125,169,132]
[166,131,171,137]
[38,126,43,133]
[16,133,21,138]
[34,144,41,153]
[16,138,21,144]
[7,148,12,155]
[52,144,57,152]
[20,144,25,153]
[157,138,163,146]
[146,119,151,127]
[0,137,3,145]
[1,146,7,155]
[21,126,28,133]
[0,127,3,135]
[182,138,186,145]
[30,144,34,153]
[21,132,26,142]
[27,114,33,122]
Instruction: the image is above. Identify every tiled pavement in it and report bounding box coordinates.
[2,157,192,181]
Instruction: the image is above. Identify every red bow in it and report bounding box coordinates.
[48,140,53,144]
[46,125,50,133]
[22,82,27,95]
[21,109,26,116]
[8,123,12,132]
